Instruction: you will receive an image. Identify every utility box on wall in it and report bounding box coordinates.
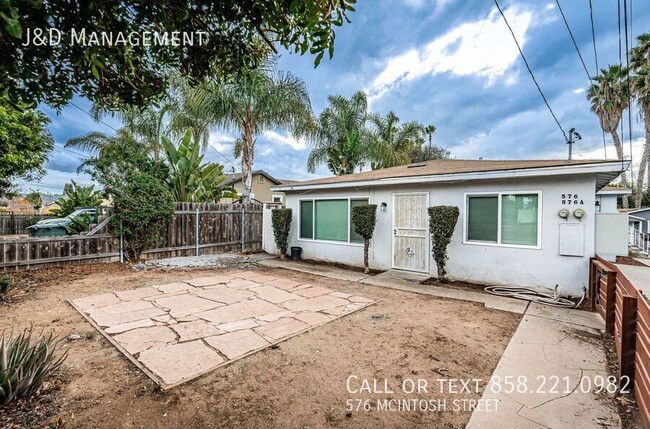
[559,223,584,256]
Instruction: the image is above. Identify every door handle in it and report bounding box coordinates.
[394,228,397,236]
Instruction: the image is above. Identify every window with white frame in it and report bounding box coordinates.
[272,195,283,203]
[299,198,369,243]
[466,192,540,247]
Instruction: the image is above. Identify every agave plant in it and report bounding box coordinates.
[0,328,67,405]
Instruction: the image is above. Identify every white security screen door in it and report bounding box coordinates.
[392,193,429,272]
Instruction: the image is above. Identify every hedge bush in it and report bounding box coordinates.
[271,208,292,259]
[351,204,377,274]
[428,205,460,283]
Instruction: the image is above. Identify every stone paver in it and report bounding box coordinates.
[71,269,376,388]
[205,330,269,360]
[254,318,310,341]
[138,341,224,385]
[154,294,223,318]
[171,320,223,342]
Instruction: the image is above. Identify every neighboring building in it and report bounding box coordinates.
[272,159,629,295]
[627,207,650,235]
[223,170,293,203]
[596,186,632,213]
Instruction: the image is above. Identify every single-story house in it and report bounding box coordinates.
[271,159,629,296]
[625,207,650,235]
[222,170,294,204]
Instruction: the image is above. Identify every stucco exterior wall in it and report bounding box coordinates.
[283,174,598,296]
[225,174,285,203]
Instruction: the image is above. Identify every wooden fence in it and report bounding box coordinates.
[589,256,650,427]
[0,202,263,271]
[0,213,55,235]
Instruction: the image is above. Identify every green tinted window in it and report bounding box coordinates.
[501,194,538,246]
[300,200,313,239]
[350,199,369,243]
[467,196,498,242]
[315,199,348,241]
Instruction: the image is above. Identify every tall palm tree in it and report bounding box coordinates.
[65,129,144,173]
[587,64,631,207]
[631,33,650,207]
[199,59,315,202]
[167,74,216,152]
[307,90,369,175]
[366,111,423,170]
[424,124,437,152]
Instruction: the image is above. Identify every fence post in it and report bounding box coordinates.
[241,204,246,252]
[195,208,199,256]
[119,220,124,263]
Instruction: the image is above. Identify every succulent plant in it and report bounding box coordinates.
[0,275,10,296]
[0,328,67,405]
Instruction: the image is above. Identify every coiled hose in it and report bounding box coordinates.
[483,284,586,308]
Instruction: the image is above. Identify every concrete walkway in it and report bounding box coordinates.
[467,304,620,429]
[260,258,528,314]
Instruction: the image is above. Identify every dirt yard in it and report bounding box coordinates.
[0,263,520,428]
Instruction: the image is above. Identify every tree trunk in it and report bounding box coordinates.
[611,129,629,208]
[363,238,369,274]
[241,120,254,204]
[437,263,447,283]
[636,113,650,208]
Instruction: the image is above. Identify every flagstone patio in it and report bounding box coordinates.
[70,270,377,389]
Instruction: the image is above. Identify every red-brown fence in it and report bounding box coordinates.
[589,256,650,427]
[0,202,263,271]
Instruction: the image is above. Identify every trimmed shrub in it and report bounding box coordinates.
[351,204,378,274]
[271,208,292,259]
[428,206,460,283]
[112,172,175,262]
[0,328,67,405]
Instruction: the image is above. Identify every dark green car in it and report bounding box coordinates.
[26,208,98,237]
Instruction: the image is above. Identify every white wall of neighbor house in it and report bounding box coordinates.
[595,213,629,261]
[282,174,598,296]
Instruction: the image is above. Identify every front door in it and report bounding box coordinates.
[392,193,429,273]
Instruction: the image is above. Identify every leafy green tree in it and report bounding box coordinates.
[366,111,423,170]
[24,190,42,211]
[52,180,104,217]
[351,204,377,274]
[307,91,369,175]
[0,99,54,198]
[161,129,236,202]
[428,206,460,283]
[2,0,356,108]
[631,33,650,207]
[587,65,631,207]
[112,171,175,262]
[199,59,315,202]
[271,208,292,259]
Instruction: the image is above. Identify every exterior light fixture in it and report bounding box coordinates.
[380,202,387,212]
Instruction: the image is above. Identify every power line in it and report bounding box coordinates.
[53,144,88,158]
[588,0,607,158]
[554,0,592,81]
[493,0,568,141]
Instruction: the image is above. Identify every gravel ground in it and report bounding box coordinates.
[132,253,267,271]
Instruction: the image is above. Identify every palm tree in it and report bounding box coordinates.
[65,129,144,173]
[161,129,236,202]
[424,124,437,153]
[631,33,650,208]
[307,91,369,175]
[198,59,314,203]
[587,65,631,207]
[167,74,216,152]
[366,111,423,170]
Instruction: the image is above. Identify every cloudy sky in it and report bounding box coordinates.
[22,0,650,194]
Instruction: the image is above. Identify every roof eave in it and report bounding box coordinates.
[271,160,630,192]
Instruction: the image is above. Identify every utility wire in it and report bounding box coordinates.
[493,0,568,141]
[554,0,592,82]
[588,0,607,158]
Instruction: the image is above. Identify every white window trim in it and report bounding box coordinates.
[297,196,370,247]
[272,194,283,203]
[462,190,543,250]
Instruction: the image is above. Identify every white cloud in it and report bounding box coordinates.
[401,0,453,10]
[208,131,235,152]
[574,137,646,184]
[366,5,533,103]
[262,130,307,151]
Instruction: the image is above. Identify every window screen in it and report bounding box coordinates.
[467,196,498,242]
[315,199,348,241]
[349,199,369,243]
[501,194,538,246]
[300,200,313,239]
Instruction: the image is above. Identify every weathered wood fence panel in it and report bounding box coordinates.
[0,202,263,270]
[589,256,650,427]
[0,213,55,235]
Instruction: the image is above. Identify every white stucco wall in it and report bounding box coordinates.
[596,194,619,213]
[284,174,598,296]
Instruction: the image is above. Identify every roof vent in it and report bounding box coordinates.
[407,163,427,168]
